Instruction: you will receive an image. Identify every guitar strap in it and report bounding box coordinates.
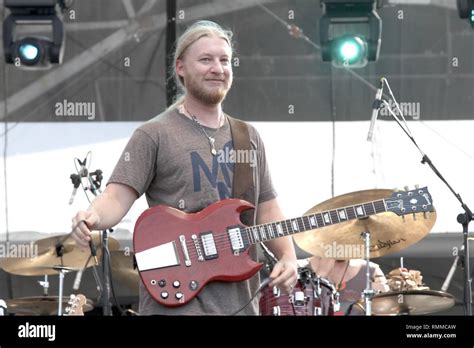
[227,116,256,226]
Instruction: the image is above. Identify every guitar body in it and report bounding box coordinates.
[133,199,263,307]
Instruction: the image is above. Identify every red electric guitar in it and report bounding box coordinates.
[133,187,434,307]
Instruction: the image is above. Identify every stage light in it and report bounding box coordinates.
[457,0,474,27]
[333,35,367,66]
[3,0,65,69]
[16,38,42,65]
[320,0,383,68]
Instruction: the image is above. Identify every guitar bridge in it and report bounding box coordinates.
[192,234,204,261]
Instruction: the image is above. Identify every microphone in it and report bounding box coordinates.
[68,174,81,205]
[441,245,464,292]
[73,269,84,291]
[257,277,271,292]
[89,238,98,265]
[77,155,89,177]
[88,169,103,195]
[367,78,385,142]
[68,155,89,205]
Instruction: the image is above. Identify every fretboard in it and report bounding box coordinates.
[244,199,387,245]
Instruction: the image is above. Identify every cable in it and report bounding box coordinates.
[104,244,126,316]
[419,120,474,161]
[2,1,13,300]
[230,277,271,316]
[330,66,337,198]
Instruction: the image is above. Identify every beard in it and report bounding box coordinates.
[185,75,233,106]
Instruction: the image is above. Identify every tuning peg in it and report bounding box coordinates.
[415,184,419,189]
[412,213,417,221]
[404,186,409,191]
[423,212,427,219]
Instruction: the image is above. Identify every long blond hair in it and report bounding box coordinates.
[166,20,233,111]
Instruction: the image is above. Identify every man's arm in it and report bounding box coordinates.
[257,197,298,293]
[71,183,138,247]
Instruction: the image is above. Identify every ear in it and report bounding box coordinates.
[176,59,185,78]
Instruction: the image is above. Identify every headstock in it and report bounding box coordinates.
[64,294,87,316]
[385,187,434,216]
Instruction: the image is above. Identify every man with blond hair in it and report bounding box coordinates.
[72,20,297,315]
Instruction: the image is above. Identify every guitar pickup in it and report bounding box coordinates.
[227,226,245,253]
[200,232,218,260]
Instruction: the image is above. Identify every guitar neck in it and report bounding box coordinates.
[245,198,387,245]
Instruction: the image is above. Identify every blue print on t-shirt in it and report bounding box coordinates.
[190,140,234,200]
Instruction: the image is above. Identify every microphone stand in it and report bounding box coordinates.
[68,155,113,316]
[87,169,114,316]
[380,78,472,315]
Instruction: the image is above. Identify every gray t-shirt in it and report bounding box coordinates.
[108,108,277,315]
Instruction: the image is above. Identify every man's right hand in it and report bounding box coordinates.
[72,210,100,248]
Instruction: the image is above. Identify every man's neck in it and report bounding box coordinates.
[182,96,223,128]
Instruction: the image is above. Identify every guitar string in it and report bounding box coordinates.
[182,201,389,255]
[182,200,391,257]
[184,199,388,248]
[182,199,388,249]
[183,204,430,259]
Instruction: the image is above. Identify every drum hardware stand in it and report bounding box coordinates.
[361,231,375,316]
[45,242,76,316]
[379,77,472,315]
[38,275,49,296]
[58,268,65,315]
[52,243,69,316]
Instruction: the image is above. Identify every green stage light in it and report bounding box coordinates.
[333,36,367,67]
[319,1,382,69]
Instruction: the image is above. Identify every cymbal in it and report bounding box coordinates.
[6,295,94,316]
[294,189,436,259]
[352,290,455,315]
[111,251,139,294]
[0,232,120,276]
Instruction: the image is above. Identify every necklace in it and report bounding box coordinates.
[188,110,224,156]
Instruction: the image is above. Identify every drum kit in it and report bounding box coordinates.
[0,232,138,316]
[260,261,340,316]
[259,188,456,316]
